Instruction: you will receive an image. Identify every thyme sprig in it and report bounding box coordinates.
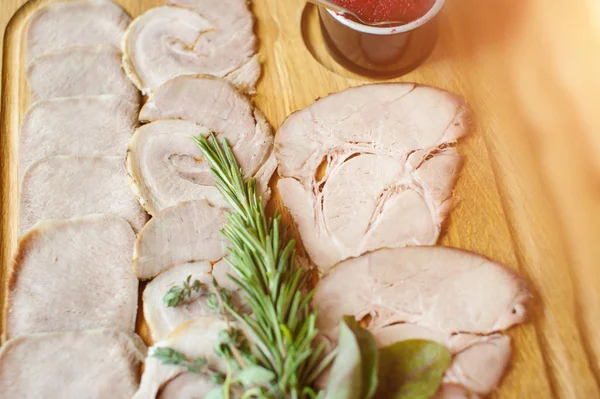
[163,275,207,307]
[191,133,333,398]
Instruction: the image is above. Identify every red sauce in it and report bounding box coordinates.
[331,0,436,24]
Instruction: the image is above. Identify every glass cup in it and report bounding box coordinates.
[318,0,446,78]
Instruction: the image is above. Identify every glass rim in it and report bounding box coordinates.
[325,0,446,36]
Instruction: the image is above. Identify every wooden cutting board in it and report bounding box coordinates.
[1,0,600,397]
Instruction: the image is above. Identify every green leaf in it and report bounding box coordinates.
[374,340,451,399]
[235,365,276,387]
[324,316,379,399]
[205,387,224,399]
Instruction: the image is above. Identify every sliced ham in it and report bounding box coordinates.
[27,45,139,102]
[133,317,227,399]
[134,200,227,280]
[26,0,131,63]
[19,156,148,235]
[128,119,274,215]
[4,215,138,341]
[138,75,276,204]
[276,84,469,272]
[122,0,259,95]
[314,246,528,398]
[19,95,138,180]
[0,329,146,398]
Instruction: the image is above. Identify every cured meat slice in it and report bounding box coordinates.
[122,1,259,95]
[26,0,131,63]
[133,200,227,280]
[138,76,276,206]
[4,215,138,340]
[0,329,146,398]
[128,119,274,215]
[27,45,139,102]
[275,84,469,272]
[19,156,148,235]
[314,247,529,341]
[133,317,227,399]
[19,95,138,180]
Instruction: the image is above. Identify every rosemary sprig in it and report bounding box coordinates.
[163,275,207,307]
[192,133,332,398]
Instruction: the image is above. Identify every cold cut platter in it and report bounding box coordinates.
[1,0,599,398]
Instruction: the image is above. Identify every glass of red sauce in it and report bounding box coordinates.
[318,0,445,78]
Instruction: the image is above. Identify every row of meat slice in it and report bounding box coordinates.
[272,84,531,398]
[126,76,277,342]
[2,1,147,396]
[21,0,144,235]
[122,0,260,95]
[119,3,269,393]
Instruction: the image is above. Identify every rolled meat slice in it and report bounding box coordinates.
[122,0,259,95]
[133,317,227,399]
[142,262,214,342]
[276,83,470,273]
[0,329,146,398]
[27,45,139,102]
[158,373,217,399]
[128,119,274,215]
[133,200,227,280]
[19,95,138,180]
[137,76,276,208]
[26,0,131,63]
[19,156,148,235]
[4,215,138,341]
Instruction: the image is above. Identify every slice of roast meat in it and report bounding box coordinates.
[133,200,227,280]
[143,261,248,342]
[314,247,529,341]
[276,84,470,272]
[19,156,148,235]
[4,215,138,340]
[143,262,214,342]
[27,45,139,102]
[122,1,259,95]
[26,0,131,63]
[138,76,276,203]
[374,324,512,398]
[157,373,217,399]
[314,246,527,398]
[128,119,274,215]
[0,329,146,398]
[133,317,227,399]
[19,95,138,180]
[442,334,512,397]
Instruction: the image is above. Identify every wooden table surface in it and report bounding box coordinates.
[1,0,600,398]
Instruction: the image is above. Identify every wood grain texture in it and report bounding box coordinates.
[1,0,599,398]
